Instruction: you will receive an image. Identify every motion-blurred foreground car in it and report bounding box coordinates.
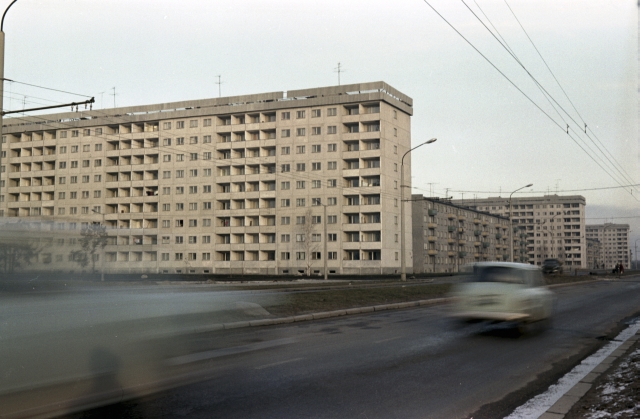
[450,262,555,328]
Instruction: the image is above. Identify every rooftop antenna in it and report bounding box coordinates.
[555,179,560,194]
[99,91,105,109]
[110,87,117,108]
[215,75,222,98]
[427,182,437,198]
[334,62,345,85]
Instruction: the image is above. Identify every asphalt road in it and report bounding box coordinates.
[51,276,640,419]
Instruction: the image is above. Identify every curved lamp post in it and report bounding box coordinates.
[400,138,437,281]
[509,183,533,262]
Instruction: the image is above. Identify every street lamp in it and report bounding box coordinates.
[0,1,19,218]
[635,238,640,271]
[92,208,105,281]
[401,138,437,281]
[509,183,533,263]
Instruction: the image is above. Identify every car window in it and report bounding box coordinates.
[472,266,526,284]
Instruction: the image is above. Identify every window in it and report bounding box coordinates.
[312,109,321,118]
[327,126,337,135]
[189,219,197,227]
[203,135,212,143]
[163,171,171,179]
[189,169,198,177]
[312,216,322,224]
[281,181,290,190]
[296,110,306,119]
[59,176,66,184]
[281,199,290,207]
[176,170,184,178]
[281,111,290,120]
[70,176,78,184]
[312,127,321,135]
[59,162,67,169]
[162,220,171,228]
[296,198,306,207]
[162,203,170,211]
[328,143,337,152]
[281,146,290,155]
[203,235,211,243]
[71,145,78,153]
[190,153,198,161]
[94,159,102,167]
[312,180,321,189]
[281,129,290,138]
[176,137,185,145]
[296,234,305,242]
[327,197,337,205]
[296,216,306,224]
[82,191,90,199]
[163,154,171,162]
[176,121,185,129]
[175,236,184,244]
[163,122,172,130]
[203,152,211,160]
[328,233,337,242]
[176,186,184,194]
[281,216,290,225]
[328,252,338,260]
[296,181,306,189]
[60,131,68,138]
[296,163,306,172]
[281,234,290,243]
[203,168,212,176]
[311,144,321,153]
[296,252,306,260]
[176,154,184,162]
[328,161,337,170]
[189,186,198,194]
[328,108,337,116]
[59,146,67,153]
[312,162,321,171]
[281,252,290,260]
[327,179,337,188]
[58,192,66,199]
[190,120,198,128]
[163,138,171,146]
[175,203,184,211]
[203,118,212,127]
[70,192,77,199]
[394,128,398,137]
[296,128,306,137]
[203,202,212,210]
[327,215,337,224]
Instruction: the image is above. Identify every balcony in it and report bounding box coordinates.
[457,215,466,221]
[447,226,456,232]
[458,252,467,258]
[428,209,437,216]
[482,242,490,248]
[427,236,437,242]
[447,214,456,220]
[427,222,437,229]
[427,250,438,256]
[458,239,466,245]
[473,230,481,236]
[447,238,455,244]
[473,218,481,225]
[496,233,503,239]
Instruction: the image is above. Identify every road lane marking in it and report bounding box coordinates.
[375,336,402,344]
[255,357,305,370]
[165,337,296,366]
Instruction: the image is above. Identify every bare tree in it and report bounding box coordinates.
[297,209,321,276]
[70,223,107,273]
[0,223,41,274]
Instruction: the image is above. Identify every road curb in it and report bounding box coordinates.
[539,328,640,419]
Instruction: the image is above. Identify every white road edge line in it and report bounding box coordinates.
[255,357,305,370]
[165,337,297,366]
[503,320,640,419]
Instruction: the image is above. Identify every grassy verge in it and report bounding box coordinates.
[268,283,452,317]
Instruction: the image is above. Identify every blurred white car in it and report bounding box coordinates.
[450,262,555,326]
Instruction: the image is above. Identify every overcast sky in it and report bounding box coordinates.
[3,0,638,248]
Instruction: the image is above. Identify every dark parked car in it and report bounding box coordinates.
[542,259,563,274]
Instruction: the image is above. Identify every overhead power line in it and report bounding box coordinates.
[2,78,92,98]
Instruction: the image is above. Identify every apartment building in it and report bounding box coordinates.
[585,223,630,269]
[455,195,587,268]
[411,195,510,273]
[0,82,414,275]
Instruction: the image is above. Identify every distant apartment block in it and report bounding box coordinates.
[455,195,587,268]
[585,223,630,269]
[411,195,510,273]
[0,82,414,275]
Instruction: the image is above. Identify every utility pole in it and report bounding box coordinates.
[0,1,19,218]
[111,87,116,108]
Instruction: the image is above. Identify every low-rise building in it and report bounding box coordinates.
[411,195,510,273]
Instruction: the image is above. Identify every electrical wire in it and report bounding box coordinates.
[2,78,92,98]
